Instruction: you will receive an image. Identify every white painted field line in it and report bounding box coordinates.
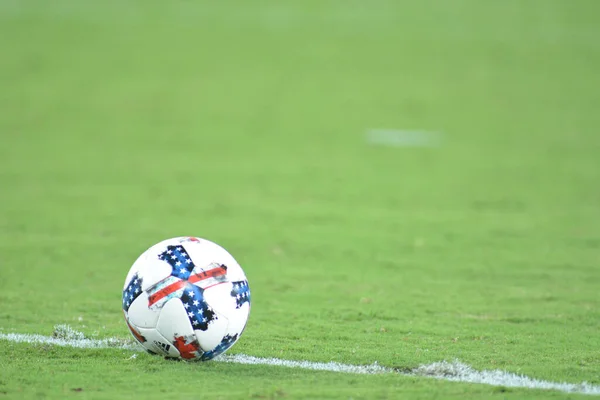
[0,331,140,351]
[365,129,442,147]
[218,353,391,375]
[1,331,599,396]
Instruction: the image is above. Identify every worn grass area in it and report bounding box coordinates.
[1,0,599,398]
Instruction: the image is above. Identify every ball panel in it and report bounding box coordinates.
[224,303,250,338]
[156,299,204,360]
[203,283,238,317]
[124,312,147,345]
[194,311,229,352]
[200,333,239,361]
[183,239,246,281]
[203,282,250,337]
[138,254,172,292]
[126,293,159,328]
[133,326,181,358]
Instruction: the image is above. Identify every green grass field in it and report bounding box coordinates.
[1,0,599,398]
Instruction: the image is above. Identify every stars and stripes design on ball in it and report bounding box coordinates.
[158,245,195,280]
[122,273,143,312]
[201,334,239,361]
[142,244,228,331]
[230,280,251,309]
[179,284,217,331]
[146,259,228,310]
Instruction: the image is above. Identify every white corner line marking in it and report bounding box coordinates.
[1,332,599,396]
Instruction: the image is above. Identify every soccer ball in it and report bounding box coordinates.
[122,237,251,361]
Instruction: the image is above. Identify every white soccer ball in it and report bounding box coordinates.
[122,237,251,361]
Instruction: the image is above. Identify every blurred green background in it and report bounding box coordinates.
[1,0,599,398]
